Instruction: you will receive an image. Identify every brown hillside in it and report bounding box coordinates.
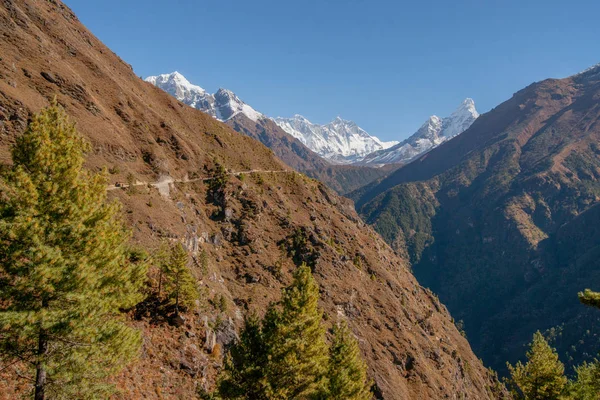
[0,1,501,398]
[357,64,600,374]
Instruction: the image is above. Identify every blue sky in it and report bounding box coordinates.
[65,0,600,141]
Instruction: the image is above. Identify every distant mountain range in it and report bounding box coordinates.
[273,114,397,163]
[145,72,478,165]
[144,72,396,195]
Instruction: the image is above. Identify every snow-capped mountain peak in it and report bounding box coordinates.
[213,88,263,122]
[146,71,206,94]
[442,98,479,138]
[361,99,479,165]
[147,71,476,166]
[573,62,600,81]
[273,115,398,163]
[145,72,212,111]
[145,72,263,122]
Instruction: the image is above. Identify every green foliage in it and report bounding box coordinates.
[262,264,329,399]
[283,227,320,269]
[360,183,436,264]
[126,172,137,194]
[327,321,372,400]
[566,360,600,400]
[199,249,210,275]
[352,255,363,270]
[252,172,264,185]
[218,315,270,400]
[0,101,146,398]
[161,242,199,313]
[219,265,336,400]
[506,331,567,400]
[206,160,229,205]
[212,294,229,313]
[578,289,600,309]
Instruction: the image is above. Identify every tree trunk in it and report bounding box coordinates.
[34,330,48,400]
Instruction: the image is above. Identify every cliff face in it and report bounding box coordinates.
[0,1,501,398]
[357,65,600,373]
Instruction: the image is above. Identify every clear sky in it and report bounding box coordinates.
[64,0,600,141]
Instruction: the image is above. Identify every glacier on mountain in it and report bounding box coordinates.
[273,115,398,163]
[360,98,479,165]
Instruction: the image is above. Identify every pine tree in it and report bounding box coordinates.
[327,321,372,400]
[218,315,270,400]
[578,289,600,309]
[262,264,329,399]
[566,360,600,400]
[162,242,199,314]
[0,101,146,399]
[506,331,567,400]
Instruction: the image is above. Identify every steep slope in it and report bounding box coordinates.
[356,64,600,374]
[360,99,479,165]
[145,72,322,172]
[0,0,501,399]
[146,72,393,195]
[274,114,398,163]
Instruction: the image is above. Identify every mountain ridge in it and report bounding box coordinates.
[146,72,479,168]
[355,61,600,374]
[0,1,500,398]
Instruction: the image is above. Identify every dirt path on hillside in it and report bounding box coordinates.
[106,169,292,196]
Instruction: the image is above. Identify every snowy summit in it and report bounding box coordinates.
[146,72,477,166]
[145,72,264,123]
[273,115,398,163]
[361,98,479,165]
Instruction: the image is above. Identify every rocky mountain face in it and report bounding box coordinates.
[355,64,600,374]
[146,72,394,195]
[274,114,398,163]
[360,99,479,165]
[0,1,501,398]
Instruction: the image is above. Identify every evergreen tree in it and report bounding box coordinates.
[218,315,270,400]
[506,331,567,400]
[566,360,600,400]
[573,289,600,399]
[327,321,372,400]
[578,289,600,309]
[162,242,199,314]
[262,264,329,399]
[0,101,146,399]
[206,159,229,212]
